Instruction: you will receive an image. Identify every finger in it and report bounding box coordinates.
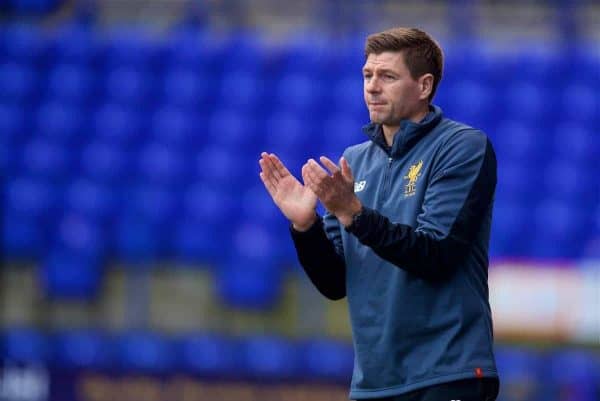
[259,158,279,184]
[261,152,284,181]
[302,163,322,196]
[319,156,340,176]
[269,153,292,180]
[340,157,354,182]
[259,172,277,198]
[306,159,329,180]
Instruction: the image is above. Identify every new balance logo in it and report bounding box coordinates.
[354,180,366,192]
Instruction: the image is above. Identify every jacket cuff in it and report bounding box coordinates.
[344,205,374,240]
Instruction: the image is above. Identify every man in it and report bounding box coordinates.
[259,27,499,401]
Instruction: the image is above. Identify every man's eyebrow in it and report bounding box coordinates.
[362,67,398,75]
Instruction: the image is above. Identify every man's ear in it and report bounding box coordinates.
[419,74,434,100]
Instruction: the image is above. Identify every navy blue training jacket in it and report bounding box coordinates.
[291,105,498,399]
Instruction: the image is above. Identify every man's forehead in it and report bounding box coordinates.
[362,51,405,70]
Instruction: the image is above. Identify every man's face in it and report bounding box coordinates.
[362,51,423,126]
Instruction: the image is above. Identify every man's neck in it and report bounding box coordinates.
[382,106,430,147]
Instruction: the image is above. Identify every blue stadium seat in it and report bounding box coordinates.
[551,122,597,166]
[217,70,263,112]
[171,219,226,264]
[5,0,62,14]
[0,62,36,103]
[118,332,174,373]
[2,213,45,257]
[92,103,141,145]
[41,246,104,299]
[0,101,26,145]
[442,80,493,129]
[49,26,97,68]
[262,111,309,155]
[216,221,284,309]
[51,213,105,257]
[181,183,237,227]
[545,350,599,401]
[560,83,597,125]
[2,328,49,363]
[150,106,197,148]
[193,145,247,188]
[490,201,534,257]
[53,330,113,370]
[100,30,155,70]
[35,101,84,144]
[104,67,151,106]
[542,159,597,205]
[493,120,546,164]
[0,24,46,64]
[114,217,164,262]
[206,109,258,151]
[503,82,548,123]
[275,73,324,113]
[494,347,542,398]
[529,200,586,258]
[331,75,365,116]
[162,67,211,110]
[5,177,58,219]
[167,29,228,73]
[65,179,116,221]
[301,339,354,381]
[496,161,542,202]
[136,142,187,188]
[319,113,366,155]
[178,334,239,377]
[46,63,95,104]
[20,138,71,180]
[80,141,128,184]
[241,335,298,380]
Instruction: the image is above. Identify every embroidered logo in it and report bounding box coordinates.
[354,180,366,193]
[404,160,423,197]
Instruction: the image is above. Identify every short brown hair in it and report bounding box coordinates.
[365,27,444,101]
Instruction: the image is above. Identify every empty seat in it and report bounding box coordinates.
[0,101,26,144]
[20,138,71,179]
[118,332,174,373]
[46,63,95,104]
[529,200,586,258]
[503,82,548,122]
[35,100,84,144]
[490,201,534,257]
[162,67,211,110]
[171,219,227,264]
[150,106,197,148]
[301,339,354,381]
[275,73,324,113]
[216,221,283,309]
[2,213,45,257]
[53,330,113,370]
[136,142,186,187]
[5,177,58,219]
[206,109,257,151]
[0,62,36,103]
[241,335,298,379]
[104,67,152,106]
[92,103,141,145]
[2,328,49,363]
[178,333,238,377]
[40,246,104,299]
[65,179,116,221]
[560,83,597,125]
[50,26,97,65]
[552,122,597,166]
[217,70,263,112]
[0,24,46,64]
[80,141,128,184]
[193,145,247,188]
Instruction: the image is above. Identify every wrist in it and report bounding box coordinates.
[337,198,363,228]
[292,214,318,232]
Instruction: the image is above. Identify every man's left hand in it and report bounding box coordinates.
[302,156,362,227]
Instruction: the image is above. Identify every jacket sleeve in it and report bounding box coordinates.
[290,212,346,300]
[346,130,497,281]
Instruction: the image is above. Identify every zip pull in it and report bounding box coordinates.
[388,157,393,165]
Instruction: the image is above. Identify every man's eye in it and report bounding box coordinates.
[385,75,395,79]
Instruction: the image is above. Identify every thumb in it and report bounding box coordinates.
[340,157,354,182]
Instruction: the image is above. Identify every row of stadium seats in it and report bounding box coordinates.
[3,329,599,388]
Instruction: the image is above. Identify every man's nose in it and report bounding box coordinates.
[365,78,381,93]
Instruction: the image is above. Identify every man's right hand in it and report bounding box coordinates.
[259,152,318,231]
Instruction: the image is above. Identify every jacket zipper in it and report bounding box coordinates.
[382,156,393,201]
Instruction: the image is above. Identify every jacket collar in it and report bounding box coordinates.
[361,105,443,158]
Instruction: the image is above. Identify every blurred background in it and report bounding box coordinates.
[0,0,599,400]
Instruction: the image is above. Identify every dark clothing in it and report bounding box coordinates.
[366,378,499,401]
[291,106,499,399]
